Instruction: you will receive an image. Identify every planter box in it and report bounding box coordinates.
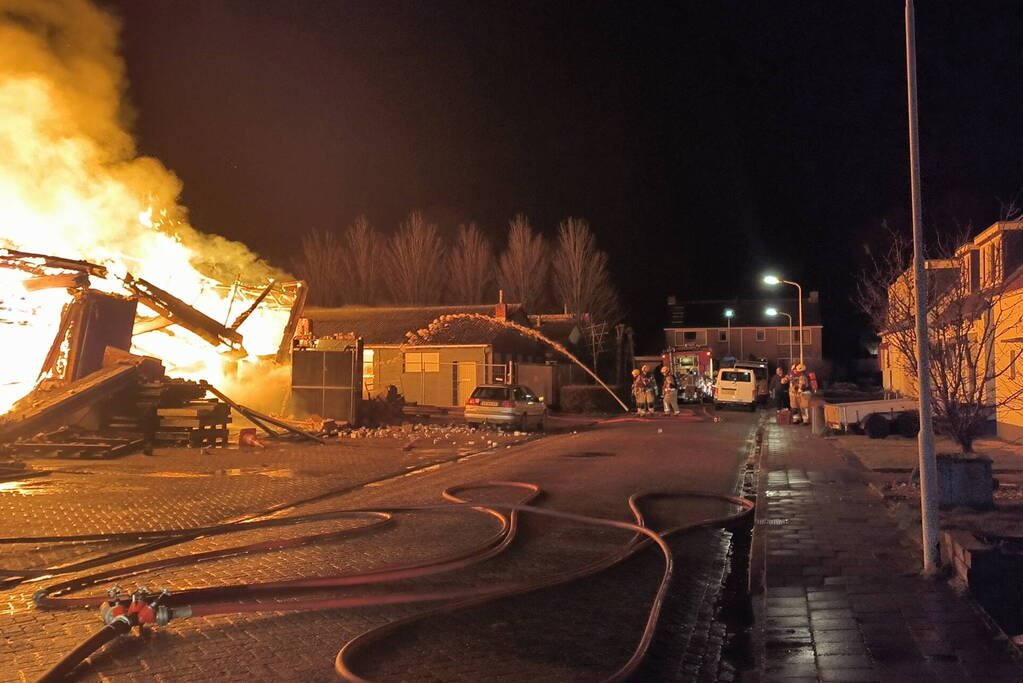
[942,530,1023,638]
[937,454,993,509]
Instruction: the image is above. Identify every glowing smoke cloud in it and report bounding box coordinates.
[0,0,292,413]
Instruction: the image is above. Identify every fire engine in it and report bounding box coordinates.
[661,346,715,402]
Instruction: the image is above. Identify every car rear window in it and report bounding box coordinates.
[721,371,751,382]
[471,387,510,401]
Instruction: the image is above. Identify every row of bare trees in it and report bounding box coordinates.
[293,211,620,324]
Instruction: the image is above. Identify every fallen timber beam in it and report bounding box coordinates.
[22,273,90,292]
[132,315,174,335]
[0,364,139,442]
[229,278,275,330]
[124,274,247,359]
[201,381,325,444]
[0,248,108,278]
[275,280,308,364]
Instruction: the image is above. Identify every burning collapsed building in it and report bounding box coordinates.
[0,0,317,450]
[0,246,312,453]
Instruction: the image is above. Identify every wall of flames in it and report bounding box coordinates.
[0,0,294,415]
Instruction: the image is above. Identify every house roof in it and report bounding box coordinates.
[535,319,582,346]
[304,303,527,345]
[666,298,823,328]
[404,314,549,355]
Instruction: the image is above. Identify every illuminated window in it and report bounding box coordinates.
[363,349,375,395]
[405,352,440,373]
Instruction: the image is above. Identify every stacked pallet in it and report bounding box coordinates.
[156,399,231,448]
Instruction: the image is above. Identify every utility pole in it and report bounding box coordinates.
[905,0,940,575]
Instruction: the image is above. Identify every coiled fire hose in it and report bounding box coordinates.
[6,482,753,682]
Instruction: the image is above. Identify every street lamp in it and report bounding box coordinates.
[763,275,804,367]
[724,308,734,355]
[765,307,793,368]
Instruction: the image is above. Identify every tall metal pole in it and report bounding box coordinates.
[781,311,793,366]
[906,0,940,575]
[727,317,732,355]
[783,280,805,366]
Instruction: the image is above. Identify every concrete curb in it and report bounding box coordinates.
[742,415,769,683]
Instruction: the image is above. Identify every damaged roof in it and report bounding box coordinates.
[304,303,527,345]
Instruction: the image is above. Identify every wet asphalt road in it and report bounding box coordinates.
[2,407,759,682]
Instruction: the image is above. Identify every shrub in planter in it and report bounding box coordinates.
[559,384,627,413]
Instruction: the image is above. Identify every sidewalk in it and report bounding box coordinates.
[753,420,1023,682]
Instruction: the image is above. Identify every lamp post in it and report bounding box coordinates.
[765,307,793,369]
[724,308,734,355]
[905,0,939,576]
[764,275,804,367]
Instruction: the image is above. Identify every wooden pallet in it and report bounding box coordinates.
[155,424,229,448]
[155,399,231,448]
[6,434,144,459]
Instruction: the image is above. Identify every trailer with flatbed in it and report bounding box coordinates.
[823,397,921,438]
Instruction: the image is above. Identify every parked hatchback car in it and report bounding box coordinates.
[713,368,757,411]
[465,384,547,431]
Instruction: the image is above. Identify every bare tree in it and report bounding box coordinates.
[552,217,621,325]
[341,215,380,305]
[292,229,345,306]
[497,214,548,309]
[386,210,446,305]
[858,225,1023,452]
[446,222,493,303]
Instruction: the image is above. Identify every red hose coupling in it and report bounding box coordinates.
[130,600,157,626]
[99,601,127,625]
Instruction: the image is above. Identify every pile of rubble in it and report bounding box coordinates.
[310,420,534,448]
[0,248,307,458]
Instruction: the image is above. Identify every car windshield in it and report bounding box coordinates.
[471,387,510,401]
[722,371,751,382]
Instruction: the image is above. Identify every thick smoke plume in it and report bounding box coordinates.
[0,0,287,285]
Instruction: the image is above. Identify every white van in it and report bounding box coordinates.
[714,368,757,411]
[733,360,769,403]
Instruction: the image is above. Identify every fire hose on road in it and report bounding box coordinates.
[6,482,754,682]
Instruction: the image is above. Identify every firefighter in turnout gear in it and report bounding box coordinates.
[661,366,680,415]
[632,366,654,415]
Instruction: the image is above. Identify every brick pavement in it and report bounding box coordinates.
[754,420,1023,682]
[1,416,752,682]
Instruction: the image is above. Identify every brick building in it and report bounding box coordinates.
[664,295,823,371]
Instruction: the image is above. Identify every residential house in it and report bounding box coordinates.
[880,220,1023,439]
[303,303,554,407]
[663,295,824,371]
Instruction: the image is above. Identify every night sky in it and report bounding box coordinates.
[105,1,1023,360]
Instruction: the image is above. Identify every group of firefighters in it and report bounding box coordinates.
[629,364,706,416]
[630,361,816,421]
[769,363,815,424]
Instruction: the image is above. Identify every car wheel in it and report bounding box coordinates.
[749,402,757,412]
[520,413,529,432]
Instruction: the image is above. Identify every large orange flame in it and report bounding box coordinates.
[0,0,293,414]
